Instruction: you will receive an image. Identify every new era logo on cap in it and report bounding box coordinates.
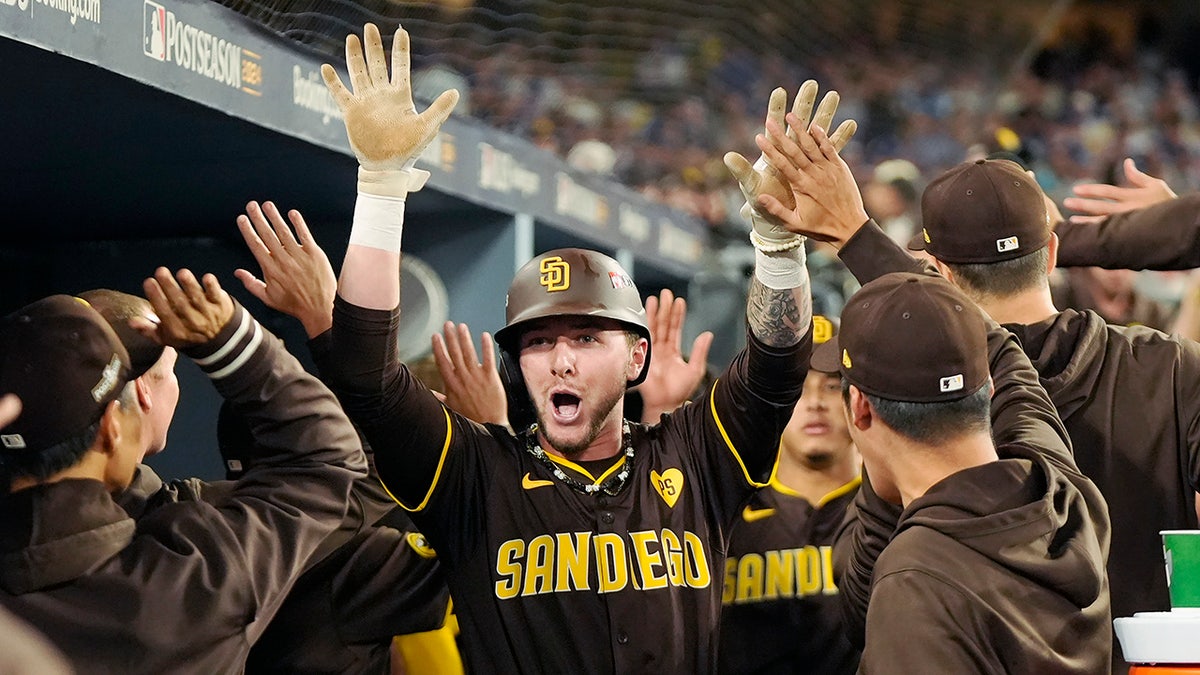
[939,374,965,393]
[996,236,1019,253]
[91,354,124,403]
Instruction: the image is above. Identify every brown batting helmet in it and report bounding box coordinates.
[495,249,652,431]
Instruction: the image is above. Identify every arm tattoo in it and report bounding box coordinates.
[747,276,812,347]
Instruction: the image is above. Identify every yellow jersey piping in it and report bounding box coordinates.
[379,405,454,512]
[545,451,627,485]
[709,378,769,489]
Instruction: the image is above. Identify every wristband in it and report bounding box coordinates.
[755,245,808,290]
[350,192,406,253]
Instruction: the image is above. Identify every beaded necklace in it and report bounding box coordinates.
[522,421,635,496]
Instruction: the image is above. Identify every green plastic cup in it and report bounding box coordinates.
[1162,530,1200,611]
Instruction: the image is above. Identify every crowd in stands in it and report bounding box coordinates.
[408,16,1200,320]
[413,17,1200,248]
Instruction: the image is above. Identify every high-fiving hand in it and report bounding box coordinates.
[724,81,857,251]
[1062,158,1177,225]
[321,23,459,197]
[235,201,337,338]
[132,268,235,349]
[633,289,714,424]
[431,321,509,428]
[753,116,869,248]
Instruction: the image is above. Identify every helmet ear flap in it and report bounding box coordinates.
[498,348,537,434]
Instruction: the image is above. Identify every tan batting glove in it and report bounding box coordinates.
[725,81,857,252]
[321,24,459,199]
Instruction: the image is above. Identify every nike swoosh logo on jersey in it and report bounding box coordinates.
[522,473,555,490]
[742,506,776,523]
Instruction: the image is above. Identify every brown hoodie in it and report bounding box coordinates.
[839,219,1200,672]
[834,223,1112,672]
[862,445,1110,673]
[0,306,367,674]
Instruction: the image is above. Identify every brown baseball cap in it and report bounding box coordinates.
[77,289,165,380]
[908,159,1050,264]
[838,273,988,403]
[808,314,841,374]
[0,295,132,452]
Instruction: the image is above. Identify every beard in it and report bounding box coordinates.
[537,384,626,457]
[798,448,837,470]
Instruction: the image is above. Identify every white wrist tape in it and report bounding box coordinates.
[350,192,406,253]
[755,245,808,290]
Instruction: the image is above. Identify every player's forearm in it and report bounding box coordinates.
[838,218,930,285]
[339,245,401,310]
[1056,193,1200,271]
[746,247,812,348]
[322,298,449,506]
[337,186,410,310]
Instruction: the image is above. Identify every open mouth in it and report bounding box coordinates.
[551,392,582,422]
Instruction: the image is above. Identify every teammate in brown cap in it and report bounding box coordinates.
[753,118,1200,672]
[823,272,1109,672]
[719,315,861,675]
[80,286,454,675]
[0,272,366,673]
[224,23,856,672]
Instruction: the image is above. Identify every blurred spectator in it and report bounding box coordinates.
[862,158,921,245]
[1052,266,1175,331]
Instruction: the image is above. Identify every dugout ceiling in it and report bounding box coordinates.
[0,0,706,277]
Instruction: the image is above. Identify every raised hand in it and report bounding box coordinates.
[132,268,235,349]
[235,201,337,338]
[431,321,509,428]
[1063,158,1177,225]
[753,116,869,248]
[634,289,714,423]
[321,23,459,197]
[724,82,857,251]
[0,394,21,429]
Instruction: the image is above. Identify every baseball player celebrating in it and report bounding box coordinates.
[245,23,854,673]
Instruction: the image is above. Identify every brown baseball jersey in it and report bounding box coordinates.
[319,298,810,674]
[719,478,861,675]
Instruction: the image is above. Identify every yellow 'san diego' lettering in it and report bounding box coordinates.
[492,528,712,599]
[723,545,839,605]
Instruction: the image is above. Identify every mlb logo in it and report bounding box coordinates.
[939,374,964,393]
[609,271,633,289]
[996,236,1019,253]
[144,1,167,61]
